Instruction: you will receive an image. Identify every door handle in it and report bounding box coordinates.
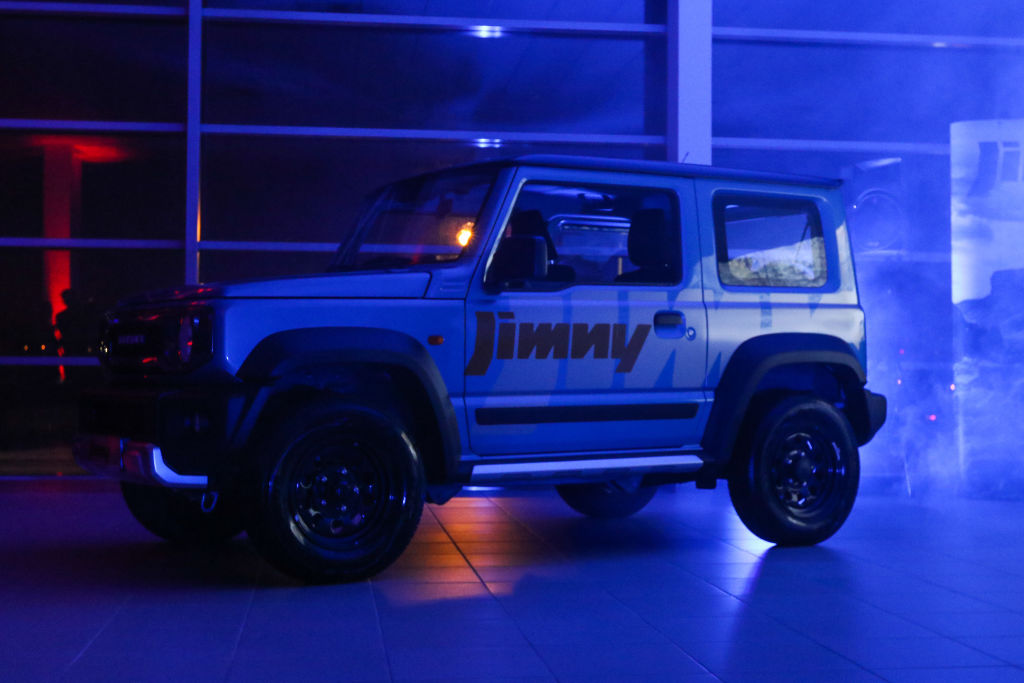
[653,310,685,339]
[654,311,683,327]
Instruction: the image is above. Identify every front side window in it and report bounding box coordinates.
[486,181,681,287]
[331,169,496,271]
[714,194,828,288]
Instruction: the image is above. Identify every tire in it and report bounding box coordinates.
[120,481,245,545]
[556,478,657,518]
[728,396,859,545]
[246,401,425,583]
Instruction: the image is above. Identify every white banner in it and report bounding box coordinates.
[951,119,1024,304]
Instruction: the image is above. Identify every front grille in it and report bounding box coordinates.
[104,319,169,369]
[100,307,212,374]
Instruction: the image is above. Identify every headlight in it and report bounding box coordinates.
[176,313,198,365]
[162,308,213,371]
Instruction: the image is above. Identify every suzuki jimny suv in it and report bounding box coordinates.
[75,155,886,582]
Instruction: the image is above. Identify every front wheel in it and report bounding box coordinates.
[246,402,425,583]
[728,397,859,545]
[556,478,657,518]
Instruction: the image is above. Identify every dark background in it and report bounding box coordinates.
[2,0,1022,490]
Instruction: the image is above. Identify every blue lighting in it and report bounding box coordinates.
[469,25,504,38]
[473,138,504,149]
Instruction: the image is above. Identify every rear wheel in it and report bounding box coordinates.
[728,397,859,545]
[121,482,245,545]
[246,401,424,583]
[556,478,657,518]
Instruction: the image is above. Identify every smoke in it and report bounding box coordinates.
[715,0,1024,498]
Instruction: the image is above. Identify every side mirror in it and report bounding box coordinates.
[484,235,548,291]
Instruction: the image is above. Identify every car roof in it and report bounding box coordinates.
[450,154,841,189]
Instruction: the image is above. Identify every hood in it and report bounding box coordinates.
[121,271,432,305]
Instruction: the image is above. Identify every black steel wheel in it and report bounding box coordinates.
[246,401,424,583]
[556,477,657,518]
[728,396,859,545]
[120,482,245,545]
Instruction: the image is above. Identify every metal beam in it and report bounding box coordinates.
[0,1,183,17]
[198,240,336,252]
[202,123,664,146]
[0,356,99,366]
[0,119,183,133]
[202,9,663,38]
[713,136,950,156]
[713,26,1024,51]
[0,238,182,249]
[184,0,201,284]
[666,0,712,164]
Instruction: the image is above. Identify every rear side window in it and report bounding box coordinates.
[713,194,827,288]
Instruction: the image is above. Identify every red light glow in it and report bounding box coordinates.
[30,136,134,164]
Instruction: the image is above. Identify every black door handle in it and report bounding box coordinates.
[654,311,684,328]
[653,310,687,339]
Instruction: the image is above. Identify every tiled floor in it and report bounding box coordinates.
[4,479,1024,682]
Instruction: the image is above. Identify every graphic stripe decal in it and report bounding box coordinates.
[475,403,698,425]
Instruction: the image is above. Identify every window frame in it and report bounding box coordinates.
[485,178,685,290]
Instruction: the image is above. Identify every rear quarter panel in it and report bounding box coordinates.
[692,180,865,388]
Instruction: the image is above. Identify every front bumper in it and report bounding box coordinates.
[76,384,253,488]
[74,436,208,488]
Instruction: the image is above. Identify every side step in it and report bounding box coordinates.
[469,454,703,484]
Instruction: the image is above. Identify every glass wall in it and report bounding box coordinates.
[0,17,187,121]
[0,1,663,473]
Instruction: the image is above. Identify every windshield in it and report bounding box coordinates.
[331,168,497,271]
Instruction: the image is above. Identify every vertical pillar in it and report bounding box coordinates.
[667,0,712,165]
[184,0,202,284]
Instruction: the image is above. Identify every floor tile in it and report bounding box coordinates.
[873,667,1024,683]
[961,636,1024,667]
[387,645,552,680]
[824,636,1004,669]
[532,638,707,678]
[679,633,860,675]
[6,481,1024,682]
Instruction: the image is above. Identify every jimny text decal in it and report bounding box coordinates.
[465,311,650,375]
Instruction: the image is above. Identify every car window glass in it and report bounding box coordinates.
[714,194,827,288]
[489,181,681,287]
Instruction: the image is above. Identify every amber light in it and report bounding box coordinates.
[456,226,474,248]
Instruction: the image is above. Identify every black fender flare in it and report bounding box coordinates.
[702,333,879,467]
[235,327,462,484]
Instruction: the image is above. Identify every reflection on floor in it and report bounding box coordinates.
[4,480,1024,682]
